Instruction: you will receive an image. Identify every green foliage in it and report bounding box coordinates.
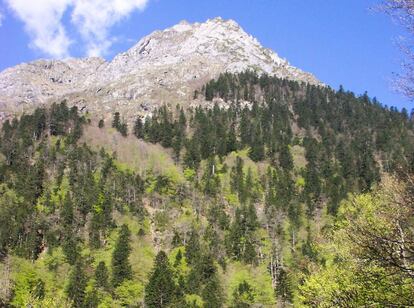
[95,261,109,290]
[112,112,128,136]
[66,260,87,307]
[232,280,255,307]
[0,185,25,257]
[1,72,413,307]
[185,228,201,266]
[111,224,132,287]
[145,250,176,307]
[11,266,45,307]
[133,117,144,139]
[114,280,144,306]
[202,274,224,308]
[226,204,259,263]
[299,177,414,307]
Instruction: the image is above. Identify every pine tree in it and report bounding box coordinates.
[145,251,176,308]
[133,117,144,139]
[95,261,109,290]
[111,224,132,287]
[249,124,265,162]
[118,122,128,137]
[202,157,221,197]
[185,229,201,265]
[172,129,183,161]
[202,274,223,308]
[226,123,238,153]
[174,249,183,267]
[240,109,251,146]
[66,260,87,308]
[112,112,121,129]
[277,267,293,303]
[184,138,201,170]
[62,232,79,265]
[279,144,293,171]
[243,240,257,265]
[61,195,74,226]
[233,280,255,307]
[230,156,245,198]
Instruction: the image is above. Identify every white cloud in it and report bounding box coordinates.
[71,0,149,56]
[0,11,4,26]
[5,0,73,58]
[5,0,149,58]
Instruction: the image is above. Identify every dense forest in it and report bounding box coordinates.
[0,72,413,307]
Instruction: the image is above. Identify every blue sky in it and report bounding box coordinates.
[0,0,412,110]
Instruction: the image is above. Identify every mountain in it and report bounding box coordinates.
[2,16,413,308]
[0,17,321,119]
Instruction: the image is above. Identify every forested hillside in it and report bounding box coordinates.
[0,72,413,307]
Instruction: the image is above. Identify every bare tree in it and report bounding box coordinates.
[381,0,414,100]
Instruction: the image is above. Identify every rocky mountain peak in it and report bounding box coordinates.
[0,17,322,119]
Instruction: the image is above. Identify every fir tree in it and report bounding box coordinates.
[66,260,87,308]
[95,261,109,290]
[112,112,121,129]
[133,117,144,139]
[249,124,265,162]
[277,267,293,303]
[202,274,224,308]
[174,249,183,267]
[61,195,74,226]
[118,122,128,137]
[233,280,255,307]
[145,251,176,308]
[62,233,79,265]
[185,228,201,265]
[111,224,132,287]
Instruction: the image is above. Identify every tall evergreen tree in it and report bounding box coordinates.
[145,251,176,308]
[112,112,121,129]
[202,274,224,308]
[111,224,132,287]
[95,261,109,290]
[133,117,144,139]
[185,228,201,265]
[249,124,265,162]
[66,260,87,308]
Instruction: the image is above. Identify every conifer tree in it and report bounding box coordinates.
[111,224,132,287]
[202,157,221,196]
[61,195,74,226]
[226,123,238,153]
[112,112,121,129]
[145,251,176,308]
[202,274,224,308]
[62,233,79,265]
[66,260,87,308]
[184,138,201,170]
[233,280,255,307]
[249,124,265,162]
[277,267,293,303]
[133,117,144,139]
[95,261,109,290]
[118,122,128,137]
[174,249,183,267]
[185,228,201,265]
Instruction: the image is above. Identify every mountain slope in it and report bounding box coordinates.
[0,17,321,119]
[0,70,413,307]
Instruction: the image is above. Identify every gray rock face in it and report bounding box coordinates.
[0,17,322,118]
